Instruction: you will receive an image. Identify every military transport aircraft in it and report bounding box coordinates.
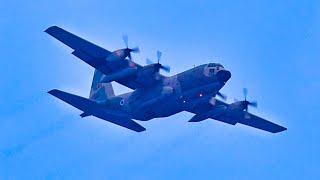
[45,26,286,133]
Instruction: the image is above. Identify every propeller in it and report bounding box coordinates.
[209,92,226,106]
[242,88,257,112]
[146,50,171,73]
[122,34,140,60]
[216,92,227,101]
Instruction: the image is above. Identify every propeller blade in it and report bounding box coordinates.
[209,97,216,105]
[131,46,140,53]
[122,34,128,48]
[121,35,139,60]
[161,65,171,73]
[157,51,162,63]
[217,92,227,100]
[146,51,170,73]
[235,88,258,112]
[249,101,258,108]
[243,88,248,100]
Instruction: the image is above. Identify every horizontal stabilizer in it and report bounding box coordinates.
[48,89,145,132]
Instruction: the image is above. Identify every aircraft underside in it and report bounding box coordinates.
[46,26,287,133]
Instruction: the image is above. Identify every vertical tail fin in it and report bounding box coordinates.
[89,70,115,101]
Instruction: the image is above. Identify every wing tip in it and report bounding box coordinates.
[48,89,60,96]
[136,127,146,132]
[44,25,61,34]
[272,126,287,133]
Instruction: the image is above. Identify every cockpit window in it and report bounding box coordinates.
[208,63,224,68]
[208,63,215,67]
[205,63,225,77]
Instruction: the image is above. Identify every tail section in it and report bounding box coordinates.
[89,69,115,101]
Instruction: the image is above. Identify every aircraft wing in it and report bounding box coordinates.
[213,110,287,133]
[45,26,111,59]
[48,89,146,132]
[45,26,161,90]
[186,98,286,133]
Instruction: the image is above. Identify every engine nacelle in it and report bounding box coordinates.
[101,68,137,83]
[106,49,130,61]
[189,105,227,122]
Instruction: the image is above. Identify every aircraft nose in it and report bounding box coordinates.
[217,70,231,83]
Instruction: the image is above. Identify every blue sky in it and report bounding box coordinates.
[1,0,319,179]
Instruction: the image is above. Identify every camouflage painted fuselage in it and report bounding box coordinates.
[46,26,287,133]
[103,63,231,121]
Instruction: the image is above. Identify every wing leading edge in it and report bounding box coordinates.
[215,110,287,133]
[48,89,145,132]
[45,26,111,58]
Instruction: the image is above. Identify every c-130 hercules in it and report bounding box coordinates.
[46,26,286,133]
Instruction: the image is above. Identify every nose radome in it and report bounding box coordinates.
[217,70,231,83]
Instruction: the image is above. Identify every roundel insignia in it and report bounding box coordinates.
[120,99,125,106]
